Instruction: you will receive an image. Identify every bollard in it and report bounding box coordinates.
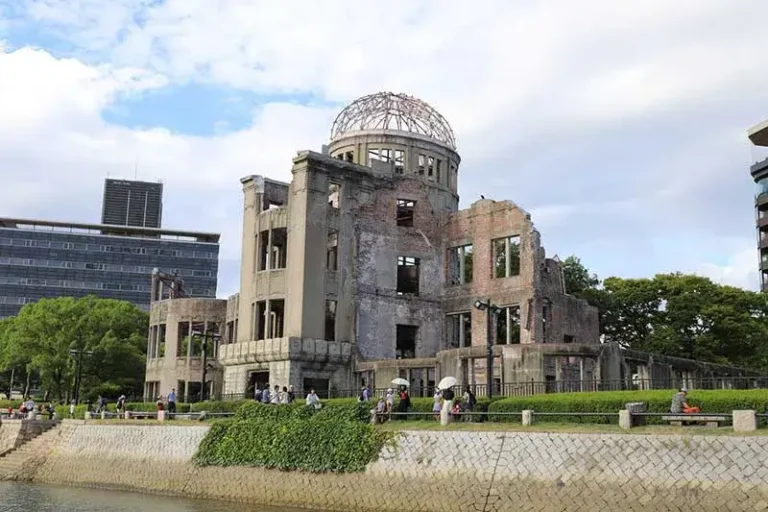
[619,410,632,430]
[732,410,757,432]
[440,400,453,426]
[157,410,166,422]
[101,411,107,420]
[124,411,131,420]
[522,410,533,426]
[624,402,647,427]
[84,411,92,421]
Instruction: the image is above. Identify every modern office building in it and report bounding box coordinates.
[0,217,219,318]
[748,120,768,292]
[102,179,164,228]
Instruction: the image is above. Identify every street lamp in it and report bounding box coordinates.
[473,299,502,399]
[191,330,221,402]
[69,347,94,405]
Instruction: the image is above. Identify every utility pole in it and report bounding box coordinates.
[474,299,500,399]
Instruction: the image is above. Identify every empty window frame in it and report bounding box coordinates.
[447,244,473,285]
[446,312,472,348]
[436,159,442,183]
[394,150,405,174]
[493,235,521,278]
[396,324,418,359]
[345,151,354,162]
[418,154,426,175]
[396,199,415,227]
[177,322,190,357]
[396,256,420,295]
[327,231,339,271]
[270,228,287,270]
[328,183,340,209]
[269,299,285,338]
[427,156,435,178]
[257,230,269,271]
[254,301,267,340]
[325,300,337,341]
[368,147,381,163]
[495,305,521,345]
[563,334,574,343]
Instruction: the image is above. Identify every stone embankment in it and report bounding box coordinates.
[1,420,768,511]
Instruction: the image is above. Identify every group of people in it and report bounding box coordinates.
[254,384,297,404]
[4,397,56,420]
[431,385,476,422]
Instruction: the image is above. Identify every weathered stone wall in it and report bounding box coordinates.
[18,423,768,511]
[0,420,57,456]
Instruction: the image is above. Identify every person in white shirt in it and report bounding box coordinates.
[306,389,321,410]
[280,386,290,404]
[270,385,280,405]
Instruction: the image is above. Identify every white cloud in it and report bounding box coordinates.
[695,245,760,291]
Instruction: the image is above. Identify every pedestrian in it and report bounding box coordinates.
[432,389,442,421]
[261,384,271,404]
[69,399,76,419]
[306,388,321,410]
[287,385,295,403]
[280,386,290,404]
[167,388,177,415]
[270,385,280,404]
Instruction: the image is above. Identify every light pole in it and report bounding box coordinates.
[191,330,221,402]
[69,347,94,405]
[474,299,502,399]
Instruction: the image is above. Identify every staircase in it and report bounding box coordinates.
[0,421,77,481]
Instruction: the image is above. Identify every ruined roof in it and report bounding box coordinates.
[330,92,457,149]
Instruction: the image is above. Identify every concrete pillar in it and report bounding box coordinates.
[157,410,166,422]
[84,412,92,421]
[186,320,192,362]
[440,400,453,426]
[124,411,131,420]
[555,357,562,393]
[522,410,533,426]
[579,358,585,392]
[733,410,757,432]
[619,410,632,430]
[100,411,107,420]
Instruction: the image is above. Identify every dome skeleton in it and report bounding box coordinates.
[330,92,457,150]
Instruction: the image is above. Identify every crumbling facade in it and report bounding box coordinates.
[147,92,757,401]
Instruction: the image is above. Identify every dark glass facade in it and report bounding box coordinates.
[102,179,164,228]
[0,220,218,318]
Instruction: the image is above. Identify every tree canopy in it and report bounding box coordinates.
[0,296,148,401]
[562,257,768,371]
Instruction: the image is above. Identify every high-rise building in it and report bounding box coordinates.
[102,179,164,228]
[748,120,768,292]
[0,217,219,318]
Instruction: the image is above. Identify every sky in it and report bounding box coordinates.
[1,0,768,298]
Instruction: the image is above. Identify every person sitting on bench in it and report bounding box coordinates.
[670,388,700,414]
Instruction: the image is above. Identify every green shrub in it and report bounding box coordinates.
[125,402,190,413]
[487,389,768,424]
[194,402,394,473]
[0,400,22,410]
[190,400,250,414]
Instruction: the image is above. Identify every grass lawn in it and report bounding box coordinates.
[377,420,768,436]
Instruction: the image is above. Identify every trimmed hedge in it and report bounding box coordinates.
[194,401,393,472]
[0,400,22,410]
[487,389,768,424]
[189,400,249,413]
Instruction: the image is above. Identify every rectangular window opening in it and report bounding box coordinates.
[396,199,415,227]
[327,231,339,271]
[396,256,420,296]
[496,305,521,345]
[270,228,287,270]
[563,334,574,344]
[345,151,354,163]
[190,322,205,355]
[394,150,405,174]
[177,322,189,357]
[258,230,269,271]
[448,244,473,285]
[303,378,330,399]
[493,235,521,278]
[368,147,381,164]
[328,183,340,209]
[446,312,472,348]
[427,156,434,178]
[256,301,266,340]
[268,299,285,338]
[418,154,426,175]
[396,324,417,359]
[436,159,442,183]
[325,300,337,341]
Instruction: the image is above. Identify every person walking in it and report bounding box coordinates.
[167,388,177,416]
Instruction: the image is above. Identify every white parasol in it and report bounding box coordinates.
[391,378,410,387]
[437,376,457,390]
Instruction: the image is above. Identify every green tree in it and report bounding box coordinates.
[0,296,148,401]
[561,256,599,295]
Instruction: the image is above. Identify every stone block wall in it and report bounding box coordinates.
[0,420,58,456]
[16,423,768,511]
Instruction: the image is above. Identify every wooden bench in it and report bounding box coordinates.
[661,415,727,428]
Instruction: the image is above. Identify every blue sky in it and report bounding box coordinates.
[1,0,768,297]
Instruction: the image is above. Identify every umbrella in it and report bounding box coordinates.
[437,376,457,390]
[391,378,409,387]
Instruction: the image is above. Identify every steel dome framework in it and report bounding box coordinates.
[330,92,457,150]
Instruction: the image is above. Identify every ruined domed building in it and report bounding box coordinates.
[144,93,757,401]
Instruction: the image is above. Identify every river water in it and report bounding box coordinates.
[0,482,319,512]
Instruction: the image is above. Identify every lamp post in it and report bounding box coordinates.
[69,347,94,405]
[474,299,501,399]
[191,330,221,402]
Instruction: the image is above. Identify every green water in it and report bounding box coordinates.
[0,482,318,511]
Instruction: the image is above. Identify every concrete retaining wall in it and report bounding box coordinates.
[20,422,768,511]
[0,420,57,456]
